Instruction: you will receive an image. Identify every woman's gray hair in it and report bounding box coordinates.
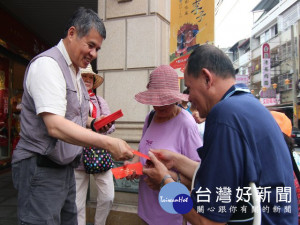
[63,7,106,39]
[186,44,235,79]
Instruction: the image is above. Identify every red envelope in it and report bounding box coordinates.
[132,150,150,160]
[112,162,143,179]
[93,109,123,130]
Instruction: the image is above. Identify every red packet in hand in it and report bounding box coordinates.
[111,162,143,179]
[126,162,143,175]
[93,109,123,130]
[132,150,150,160]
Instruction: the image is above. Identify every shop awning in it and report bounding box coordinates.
[267,104,293,110]
[252,0,279,12]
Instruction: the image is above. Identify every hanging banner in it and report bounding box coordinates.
[170,0,214,78]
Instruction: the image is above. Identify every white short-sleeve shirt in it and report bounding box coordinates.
[26,40,82,116]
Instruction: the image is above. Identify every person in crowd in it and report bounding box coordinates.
[178,88,192,114]
[182,89,206,140]
[270,111,300,225]
[11,7,133,225]
[190,103,205,140]
[125,65,202,225]
[75,64,115,225]
[143,44,297,224]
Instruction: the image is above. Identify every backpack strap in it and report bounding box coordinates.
[147,110,155,128]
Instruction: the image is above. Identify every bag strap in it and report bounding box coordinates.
[147,110,155,128]
[94,95,102,116]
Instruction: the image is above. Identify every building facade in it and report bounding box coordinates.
[228,0,300,126]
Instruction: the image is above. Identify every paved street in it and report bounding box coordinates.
[0,169,17,225]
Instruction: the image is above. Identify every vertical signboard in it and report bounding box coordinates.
[261,43,271,88]
[170,0,214,78]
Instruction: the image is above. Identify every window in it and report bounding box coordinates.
[278,74,292,91]
[260,24,278,45]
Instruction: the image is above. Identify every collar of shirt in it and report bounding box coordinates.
[221,83,250,101]
[57,40,73,68]
[56,39,82,102]
[56,40,81,77]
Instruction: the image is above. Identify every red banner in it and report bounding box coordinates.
[170,54,190,79]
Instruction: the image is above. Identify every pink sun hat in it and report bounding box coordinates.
[135,65,189,106]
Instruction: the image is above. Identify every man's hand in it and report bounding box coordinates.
[149,149,177,170]
[108,137,134,161]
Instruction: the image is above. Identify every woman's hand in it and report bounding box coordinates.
[95,115,114,133]
[144,176,161,190]
[143,152,173,187]
[124,156,140,180]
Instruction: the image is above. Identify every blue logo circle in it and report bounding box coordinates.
[173,194,193,214]
[158,182,193,214]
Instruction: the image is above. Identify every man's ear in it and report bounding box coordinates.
[201,68,213,88]
[67,26,76,40]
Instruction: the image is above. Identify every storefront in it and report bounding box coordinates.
[0,7,48,169]
[259,87,300,127]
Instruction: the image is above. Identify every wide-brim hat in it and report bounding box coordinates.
[81,64,104,89]
[135,65,189,106]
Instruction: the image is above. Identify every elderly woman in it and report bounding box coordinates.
[75,64,115,225]
[125,65,202,225]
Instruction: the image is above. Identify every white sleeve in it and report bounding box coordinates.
[26,57,67,116]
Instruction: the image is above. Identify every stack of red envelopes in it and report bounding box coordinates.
[93,109,123,130]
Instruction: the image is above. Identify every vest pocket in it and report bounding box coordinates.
[65,88,80,120]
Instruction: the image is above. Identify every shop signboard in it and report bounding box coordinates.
[259,88,279,107]
[235,74,249,85]
[261,43,271,88]
[260,88,276,98]
[170,0,214,78]
[260,98,278,106]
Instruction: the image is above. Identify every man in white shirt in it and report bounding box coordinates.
[12,7,133,225]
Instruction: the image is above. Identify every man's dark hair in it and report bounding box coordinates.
[63,7,106,39]
[186,44,235,79]
[283,133,295,152]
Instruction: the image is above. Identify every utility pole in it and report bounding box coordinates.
[291,24,298,128]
